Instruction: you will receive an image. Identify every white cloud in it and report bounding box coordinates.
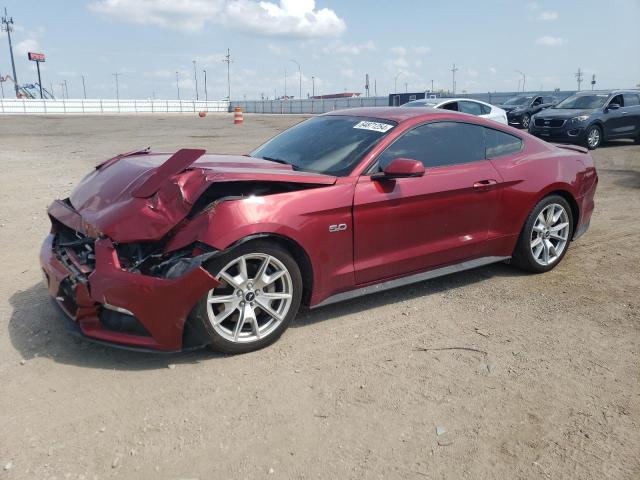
[267,43,290,56]
[15,37,40,56]
[322,40,375,55]
[389,46,408,56]
[539,11,559,21]
[412,46,431,55]
[536,35,564,46]
[89,0,346,37]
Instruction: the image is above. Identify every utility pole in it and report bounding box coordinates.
[222,48,232,101]
[192,60,198,100]
[431,79,434,92]
[63,79,69,99]
[202,69,208,101]
[112,73,120,101]
[575,68,583,91]
[365,73,369,97]
[2,7,19,97]
[284,68,287,99]
[405,82,408,93]
[81,75,87,99]
[291,59,301,99]
[175,71,180,100]
[516,70,526,92]
[591,74,596,90]
[451,63,459,95]
[311,75,315,98]
[374,78,377,96]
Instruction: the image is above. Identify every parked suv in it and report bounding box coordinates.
[497,94,557,129]
[529,90,640,150]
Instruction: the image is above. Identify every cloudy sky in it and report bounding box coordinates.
[1,0,638,100]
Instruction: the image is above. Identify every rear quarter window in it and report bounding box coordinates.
[485,128,523,159]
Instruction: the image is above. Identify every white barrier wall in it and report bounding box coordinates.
[0,98,229,114]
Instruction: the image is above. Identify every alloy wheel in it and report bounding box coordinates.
[522,114,530,128]
[206,253,293,343]
[530,203,570,266]
[587,127,600,148]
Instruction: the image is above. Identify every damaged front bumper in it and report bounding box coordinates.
[40,200,219,352]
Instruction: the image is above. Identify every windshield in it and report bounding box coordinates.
[503,96,533,106]
[554,94,609,109]
[250,115,396,176]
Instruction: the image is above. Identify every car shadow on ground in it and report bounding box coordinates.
[8,262,523,371]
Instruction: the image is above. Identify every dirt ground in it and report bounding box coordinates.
[0,113,638,480]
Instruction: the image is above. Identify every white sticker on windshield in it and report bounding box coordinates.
[353,121,394,133]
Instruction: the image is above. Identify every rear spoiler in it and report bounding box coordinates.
[95,147,151,170]
[132,148,206,198]
[551,143,589,154]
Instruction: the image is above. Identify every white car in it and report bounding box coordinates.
[403,97,508,125]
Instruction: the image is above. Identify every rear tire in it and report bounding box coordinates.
[511,195,573,273]
[584,125,602,150]
[190,240,302,354]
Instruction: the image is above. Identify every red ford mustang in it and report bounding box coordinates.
[40,108,598,353]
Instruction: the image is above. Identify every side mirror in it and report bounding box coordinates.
[607,103,620,110]
[371,158,425,180]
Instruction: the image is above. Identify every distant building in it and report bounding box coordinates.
[388,92,440,106]
[310,92,361,100]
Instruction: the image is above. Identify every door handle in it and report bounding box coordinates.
[473,179,498,192]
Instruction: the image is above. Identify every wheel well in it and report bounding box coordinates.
[231,234,314,306]
[547,190,580,235]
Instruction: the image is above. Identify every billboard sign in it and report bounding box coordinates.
[28,52,46,62]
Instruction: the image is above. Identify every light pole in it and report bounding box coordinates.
[112,73,120,101]
[81,75,87,99]
[516,70,526,92]
[193,60,199,100]
[175,71,180,100]
[63,80,69,99]
[290,59,301,99]
[311,75,315,98]
[202,69,208,101]
[451,63,458,95]
[1,8,19,97]
[284,67,287,99]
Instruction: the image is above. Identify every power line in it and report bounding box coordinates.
[575,68,583,91]
[451,63,458,95]
[222,48,232,101]
[1,7,19,97]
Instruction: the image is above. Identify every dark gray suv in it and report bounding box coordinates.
[529,90,640,149]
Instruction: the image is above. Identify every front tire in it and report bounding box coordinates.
[584,125,602,150]
[512,195,573,273]
[521,113,531,129]
[191,240,302,354]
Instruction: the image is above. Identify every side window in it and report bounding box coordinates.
[609,94,624,107]
[440,101,459,111]
[532,96,542,106]
[480,104,492,115]
[375,122,486,170]
[485,128,523,159]
[623,94,639,106]
[458,101,483,116]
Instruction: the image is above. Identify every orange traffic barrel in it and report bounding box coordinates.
[233,106,244,124]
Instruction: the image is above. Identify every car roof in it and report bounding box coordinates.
[408,97,490,105]
[323,106,497,124]
[572,89,640,95]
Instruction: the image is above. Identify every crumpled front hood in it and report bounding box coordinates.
[68,152,336,242]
